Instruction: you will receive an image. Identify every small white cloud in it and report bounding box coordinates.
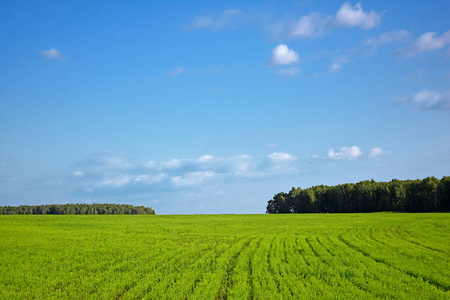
[335,2,381,29]
[314,146,362,160]
[397,31,450,57]
[399,89,450,111]
[329,56,348,73]
[367,148,384,158]
[276,67,301,76]
[328,146,362,160]
[168,67,184,76]
[268,44,300,66]
[185,9,244,30]
[289,13,331,38]
[267,152,298,163]
[74,171,83,177]
[40,48,64,60]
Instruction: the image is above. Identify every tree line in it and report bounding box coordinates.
[267,176,450,214]
[0,203,155,215]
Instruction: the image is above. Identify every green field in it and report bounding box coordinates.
[1,214,449,299]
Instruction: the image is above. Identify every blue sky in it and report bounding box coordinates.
[0,1,449,214]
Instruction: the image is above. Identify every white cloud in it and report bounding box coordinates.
[171,171,215,187]
[40,48,64,60]
[335,2,381,29]
[329,56,348,73]
[367,148,389,158]
[168,67,184,76]
[74,171,83,177]
[397,31,450,57]
[399,89,450,111]
[364,30,411,52]
[314,146,362,160]
[328,146,362,160]
[268,44,300,66]
[276,67,301,76]
[289,13,331,38]
[267,152,298,163]
[185,9,244,30]
[314,146,390,160]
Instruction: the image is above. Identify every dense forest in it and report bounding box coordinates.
[0,203,155,215]
[267,176,450,214]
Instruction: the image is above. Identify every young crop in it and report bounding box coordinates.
[0,214,448,299]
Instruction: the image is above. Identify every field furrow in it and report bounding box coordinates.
[0,213,449,299]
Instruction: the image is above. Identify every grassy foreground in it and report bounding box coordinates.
[1,213,449,299]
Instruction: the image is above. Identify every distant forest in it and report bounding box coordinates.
[267,176,450,214]
[0,203,155,215]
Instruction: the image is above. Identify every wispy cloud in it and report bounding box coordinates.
[313,146,389,160]
[364,30,411,53]
[197,65,224,75]
[268,44,300,66]
[396,31,450,58]
[172,171,215,188]
[276,67,301,76]
[185,9,244,30]
[40,48,64,60]
[289,13,332,38]
[168,67,184,76]
[328,56,348,73]
[168,66,224,76]
[0,156,12,167]
[398,89,450,111]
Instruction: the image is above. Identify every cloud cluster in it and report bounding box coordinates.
[397,31,450,57]
[399,89,450,111]
[274,2,382,39]
[187,3,381,40]
[313,146,389,160]
[40,48,64,60]
[67,151,300,198]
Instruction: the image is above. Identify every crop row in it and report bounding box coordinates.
[0,214,448,299]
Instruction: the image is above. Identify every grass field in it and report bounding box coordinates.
[0,213,449,299]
